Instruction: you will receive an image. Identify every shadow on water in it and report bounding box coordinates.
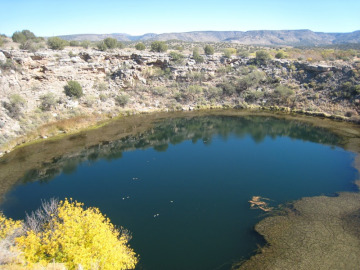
[2,115,341,186]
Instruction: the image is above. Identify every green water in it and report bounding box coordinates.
[0,115,358,270]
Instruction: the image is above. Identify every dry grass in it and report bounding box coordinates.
[0,264,66,270]
[40,114,106,133]
[3,114,111,152]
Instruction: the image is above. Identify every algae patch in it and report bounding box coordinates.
[235,192,360,270]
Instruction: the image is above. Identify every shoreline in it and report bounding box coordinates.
[1,104,358,157]
[1,109,360,269]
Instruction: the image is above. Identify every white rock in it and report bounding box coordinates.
[0,52,6,64]
[65,100,79,108]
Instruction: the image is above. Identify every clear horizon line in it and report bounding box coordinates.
[53,29,360,37]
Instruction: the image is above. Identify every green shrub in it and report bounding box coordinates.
[217,66,233,75]
[237,71,265,90]
[12,32,26,44]
[179,85,203,101]
[99,93,108,102]
[245,90,264,102]
[169,51,184,64]
[21,30,36,40]
[175,45,184,51]
[193,48,204,63]
[10,94,26,105]
[237,50,250,58]
[47,37,68,50]
[115,94,130,106]
[3,94,26,119]
[206,87,223,99]
[97,41,108,51]
[40,93,57,111]
[80,40,91,49]
[135,42,146,50]
[148,66,164,77]
[341,82,360,98]
[19,40,40,52]
[151,41,168,52]
[0,59,18,71]
[218,81,236,95]
[204,45,214,55]
[308,81,317,89]
[275,51,286,59]
[274,85,295,98]
[64,81,83,98]
[188,85,203,94]
[151,86,168,96]
[104,37,118,49]
[186,71,206,82]
[0,35,7,47]
[353,85,360,95]
[93,81,108,91]
[117,41,125,49]
[69,40,80,47]
[289,64,296,71]
[163,67,171,77]
[237,66,250,75]
[12,30,36,43]
[223,48,236,58]
[84,95,97,107]
[256,50,271,62]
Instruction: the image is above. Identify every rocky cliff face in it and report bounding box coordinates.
[0,47,359,153]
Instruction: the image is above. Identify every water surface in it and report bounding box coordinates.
[0,116,358,270]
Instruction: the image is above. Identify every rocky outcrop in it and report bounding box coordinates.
[0,47,359,152]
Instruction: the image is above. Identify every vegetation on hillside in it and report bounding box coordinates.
[64,81,83,98]
[192,48,204,63]
[204,45,214,55]
[10,30,45,51]
[12,30,38,43]
[150,41,168,52]
[1,29,360,151]
[97,38,124,51]
[135,42,146,51]
[47,37,69,50]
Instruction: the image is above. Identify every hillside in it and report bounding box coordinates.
[1,45,360,154]
[58,30,360,46]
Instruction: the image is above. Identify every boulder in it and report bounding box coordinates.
[147,59,169,68]
[31,52,51,60]
[78,52,92,62]
[0,52,6,64]
[65,100,79,109]
[297,62,331,73]
[0,50,11,58]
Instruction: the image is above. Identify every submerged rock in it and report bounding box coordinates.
[249,196,273,212]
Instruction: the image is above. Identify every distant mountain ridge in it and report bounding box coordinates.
[58,30,360,46]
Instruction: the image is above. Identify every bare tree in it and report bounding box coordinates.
[24,198,59,233]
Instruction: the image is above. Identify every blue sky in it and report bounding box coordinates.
[1,0,359,36]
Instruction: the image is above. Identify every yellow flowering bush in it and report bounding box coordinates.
[0,213,23,264]
[0,213,22,240]
[16,199,138,270]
